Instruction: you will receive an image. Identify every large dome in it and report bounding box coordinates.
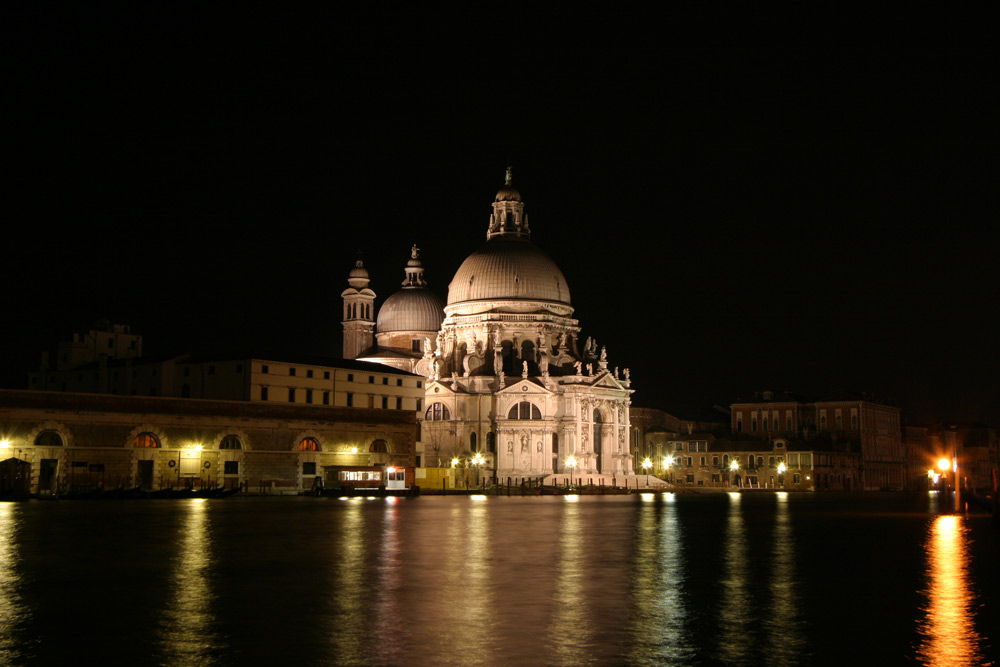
[377,288,445,333]
[448,237,571,306]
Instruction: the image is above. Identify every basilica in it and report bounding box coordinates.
[344,170,638,483]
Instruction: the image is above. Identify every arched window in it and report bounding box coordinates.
[470,432,478,452]
[35,430,63,447]
[219,435,243,450]
[134,432,160,448]
[369,439,388,453]
[487,432,496,453]
[425,403,450,421]
[299,437,319,451]
[508,401,542,420]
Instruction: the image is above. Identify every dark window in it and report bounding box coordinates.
[261,386,269,400]
[35,431,63,447]
[396,397,402,409]
[306,389,313,404]
[416,399,422,411]
[323,391,330,405]
[369,440,388,453]
[224,461,239,475]
[381,396,389,409]
[289,368,296,376]
[288,388,296,402]
[219,435,242,450]
[508,401,542,420]
[382,377,389,385]
[416,380,422,389]
[425,403,450,421]
[396,378,403,386]
[346,393,354,407]
[302,462,317,475]
[262,364,269,373]
[324,371,330,379]
[368,376,375,384]
[411,339,421,352]
[347,374,354,382]
[307,369,314,378]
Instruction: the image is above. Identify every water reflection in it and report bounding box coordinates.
[0,503,30,663]
[158,498,217,665]
[549,495,591,665]
[717,492,752,664]
[330,499,368,664]
[629,493,692,665]
[916,515,986,666]
[767,492,803,666]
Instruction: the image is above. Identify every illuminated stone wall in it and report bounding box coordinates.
[0,389,416,495]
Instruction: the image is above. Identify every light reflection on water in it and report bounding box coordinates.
[0,503,30,664]
[717,492,752,664]
[916,514,987,666]
[0,493,995,666]
[158,498,217,665]
[549,495,591,665]
[330,498,367,664]
[629,492,693,665]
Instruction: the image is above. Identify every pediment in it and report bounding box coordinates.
[498,377,553,396]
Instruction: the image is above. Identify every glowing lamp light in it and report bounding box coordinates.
[386,466,396,474]
[0,439,9,448]
[641,457,652,470]
[664,455,674,467]
[351,447,359,454]
[451,457,460,467]
[777,462,787,475]
[565,455,577,469]
[472,453,485,466]
[938,458,951,472]
[729,459,740,472]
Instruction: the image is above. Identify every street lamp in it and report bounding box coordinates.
[641,457,652,487]
[663,455,674,483]
[565,455,577,487]
[777,461,787,488]
[472,453,485,487]
[730,458,740,488]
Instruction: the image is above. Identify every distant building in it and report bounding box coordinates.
[731,390,903,490]
[29,330,425,414]
[0,389,417,496]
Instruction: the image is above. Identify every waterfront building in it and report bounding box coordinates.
[731,390,903,490]
[0,388,416,495]
[29,334,425,414]
[345,170,640,483]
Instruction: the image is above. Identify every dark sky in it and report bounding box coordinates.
[3,6,997,425]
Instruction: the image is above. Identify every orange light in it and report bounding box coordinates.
[386,466,396,474]
[938,458,951,472]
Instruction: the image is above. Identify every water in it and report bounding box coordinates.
[1,492,996,666]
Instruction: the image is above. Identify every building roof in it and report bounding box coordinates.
[447,236,571,306]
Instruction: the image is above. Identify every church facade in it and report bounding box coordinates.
[345,171,637,482]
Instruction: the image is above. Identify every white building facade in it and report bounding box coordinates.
[346,170,637,482]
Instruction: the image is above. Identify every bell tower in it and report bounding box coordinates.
[487,166,530,240]
[341,256,376,359]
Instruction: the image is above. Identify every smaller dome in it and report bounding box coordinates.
[377,289,445,333]
[346,259,370,289]
[495,185,521,202]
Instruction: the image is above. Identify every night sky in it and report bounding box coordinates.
[3,7,996,425]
